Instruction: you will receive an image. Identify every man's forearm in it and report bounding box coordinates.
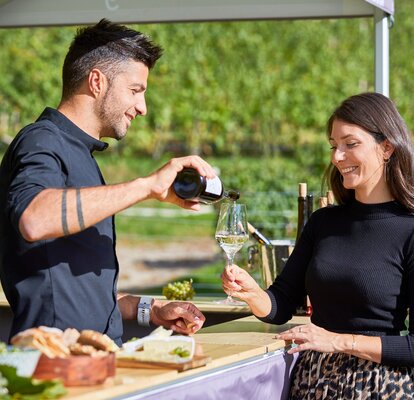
[19,178,151,241]
[117,293,140,320]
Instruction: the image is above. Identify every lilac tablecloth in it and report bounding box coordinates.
[124,350,298,400]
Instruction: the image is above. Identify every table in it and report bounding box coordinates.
[1,291,309,399]
[123,296,252,339]
[115,350,297,400]
[0,292,251,342]
[62,315,308,399]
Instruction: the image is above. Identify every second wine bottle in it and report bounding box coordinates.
[295,182,312,317]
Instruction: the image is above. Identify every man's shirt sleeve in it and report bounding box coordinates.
[6,125,67,231]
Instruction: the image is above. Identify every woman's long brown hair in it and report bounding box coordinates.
[322,92,414,212]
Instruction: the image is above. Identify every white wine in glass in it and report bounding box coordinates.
[215,202,248,305]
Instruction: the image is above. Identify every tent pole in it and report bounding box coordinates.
[374,8,390,97]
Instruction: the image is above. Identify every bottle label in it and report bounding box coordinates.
[205,176,223,196]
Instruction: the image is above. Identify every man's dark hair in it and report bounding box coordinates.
[61,19,163,100]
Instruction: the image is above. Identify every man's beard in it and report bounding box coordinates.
[97,89,127,141]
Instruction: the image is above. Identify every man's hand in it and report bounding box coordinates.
[145,155,217,210]
[150,300,205,335]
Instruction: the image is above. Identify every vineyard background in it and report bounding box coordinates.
[0,1,413,293]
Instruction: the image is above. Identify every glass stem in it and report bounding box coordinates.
[226,254,234,299]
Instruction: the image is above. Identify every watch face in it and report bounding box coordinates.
[140,297,154,305]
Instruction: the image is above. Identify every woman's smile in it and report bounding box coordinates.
[341,166,358,174]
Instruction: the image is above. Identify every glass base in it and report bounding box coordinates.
[213,296,246,306]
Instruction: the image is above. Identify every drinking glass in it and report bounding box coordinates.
[215,202,248,305]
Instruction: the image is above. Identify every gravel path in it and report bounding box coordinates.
[116,237,221,292]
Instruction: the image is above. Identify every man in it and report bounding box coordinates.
[0,19,213,345]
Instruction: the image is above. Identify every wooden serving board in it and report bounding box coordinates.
[195,332,286,352]
[116,354,211,372]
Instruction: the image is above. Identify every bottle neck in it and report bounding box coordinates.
[247,222,272,246]
[224,190,240,201]
[296,195,308,241]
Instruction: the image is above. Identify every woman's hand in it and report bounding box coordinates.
[221,264,272,317]
[276,323,352,354]
[221,264,262,301]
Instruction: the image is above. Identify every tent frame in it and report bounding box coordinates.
[0,0,394,95]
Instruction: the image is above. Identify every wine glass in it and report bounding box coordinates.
[215,202,249,305]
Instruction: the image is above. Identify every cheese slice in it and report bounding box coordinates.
[117,336,195,364]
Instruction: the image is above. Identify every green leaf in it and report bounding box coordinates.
[0,366,66,399]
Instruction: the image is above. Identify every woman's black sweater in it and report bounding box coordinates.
[264,200,414,366]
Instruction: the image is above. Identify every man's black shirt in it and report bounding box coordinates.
[0,108,123,343]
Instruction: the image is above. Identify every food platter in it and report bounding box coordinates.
[116,354,211,372]
[116,331,211,372]
[9,326,119,386]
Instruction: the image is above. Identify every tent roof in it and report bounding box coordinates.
[0,0,394,28]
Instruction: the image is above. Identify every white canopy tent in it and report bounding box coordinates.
[0,0,394,95]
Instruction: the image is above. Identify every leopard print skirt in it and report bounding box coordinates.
[289,350,414,399]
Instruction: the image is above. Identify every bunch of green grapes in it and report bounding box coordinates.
[162,279,195,300]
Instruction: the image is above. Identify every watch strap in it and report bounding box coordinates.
[137,296,154,327]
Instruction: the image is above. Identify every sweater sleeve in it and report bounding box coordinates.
[259,211,317,325]
[381,232,414,366]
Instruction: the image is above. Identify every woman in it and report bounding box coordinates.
[222,92,414,398]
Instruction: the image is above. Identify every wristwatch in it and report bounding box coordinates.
[137,296,154,327]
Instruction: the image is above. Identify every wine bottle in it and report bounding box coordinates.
[306,193,314,220]
[173,168,240,204]
[247,222,272,246]
[296,183,308,242]
[295,183,312,317]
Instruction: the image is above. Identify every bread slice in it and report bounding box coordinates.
[78,330,119,352]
